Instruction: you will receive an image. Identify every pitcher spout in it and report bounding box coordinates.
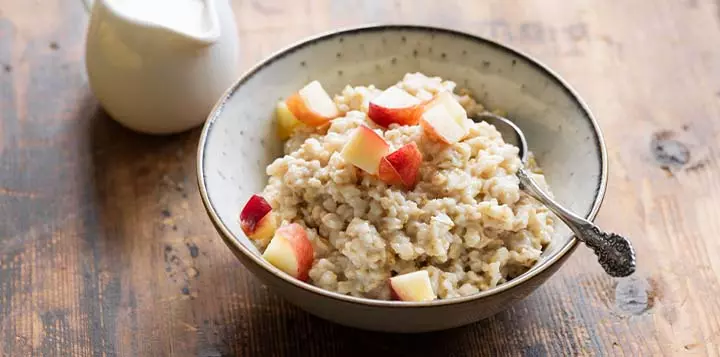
[100,0,222,46]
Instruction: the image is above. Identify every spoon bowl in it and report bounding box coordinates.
[475,113,637,277]
[476,112,529,162]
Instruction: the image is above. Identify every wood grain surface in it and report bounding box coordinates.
[1,0,719,356]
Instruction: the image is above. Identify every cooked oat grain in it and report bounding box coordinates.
[260,73,554,300]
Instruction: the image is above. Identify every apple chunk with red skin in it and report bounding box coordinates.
[285,80,340,127]
[239,194,278,244]
[340,125,390,175]
[368,86,423,127]
[390,270,436,302]
[378,142,423,189]
[420,91,469,145]
[262,223,314,281]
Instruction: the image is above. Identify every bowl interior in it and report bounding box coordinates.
[199,26,605,296]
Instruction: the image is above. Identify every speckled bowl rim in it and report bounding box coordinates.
[197,24,608,308]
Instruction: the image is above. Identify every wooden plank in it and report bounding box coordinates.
[0,0,719,356]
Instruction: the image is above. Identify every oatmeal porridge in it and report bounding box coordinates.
[239,72,554,301]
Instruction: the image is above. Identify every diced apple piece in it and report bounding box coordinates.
[433,91,469,129]
[285,81,340,127]
[420,91,469,144]
[276,101,302,140]
[378,158,404,187]
[240,194,279,244]
[368,86,423,127]
[420,104,466,144]
[378,142,423,189]
[262,223,314,281]
[390,270,436,302]
[340,125,390,175]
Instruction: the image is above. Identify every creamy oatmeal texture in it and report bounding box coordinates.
[259,73,554,300]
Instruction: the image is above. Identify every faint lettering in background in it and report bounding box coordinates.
[563,22,589,56]
[519,22,546,43]
[471,20,591,57]
[487,20,514,43]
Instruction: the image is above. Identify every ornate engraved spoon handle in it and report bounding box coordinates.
[517,168,636,277]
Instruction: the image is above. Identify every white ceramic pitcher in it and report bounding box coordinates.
[83,0,239,134]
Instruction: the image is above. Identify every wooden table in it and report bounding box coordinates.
[1,0,719,355]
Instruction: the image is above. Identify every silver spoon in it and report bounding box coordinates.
[474,112,636,277]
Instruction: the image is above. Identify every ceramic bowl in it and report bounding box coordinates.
[197,25,607,333]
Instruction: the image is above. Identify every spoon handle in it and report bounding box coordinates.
[516,168,636,277]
